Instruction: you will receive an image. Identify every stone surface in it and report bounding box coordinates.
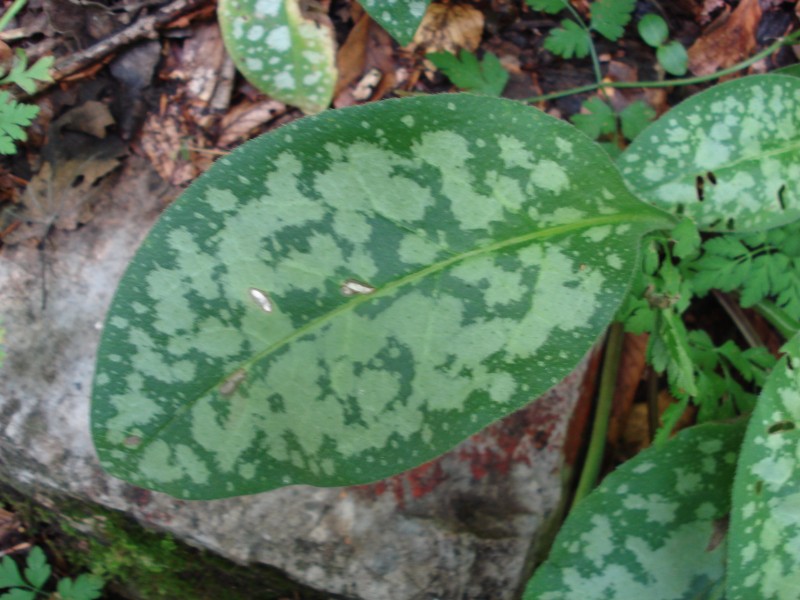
[0,155,590,599]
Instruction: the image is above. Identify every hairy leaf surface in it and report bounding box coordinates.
[619,75,800,232]
[218,0,336,115]
[359,0,431,45]
[728,334,800,599]
[92,94,673,499]
[525,420,746,599]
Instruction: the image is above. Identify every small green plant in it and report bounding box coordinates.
[638,13,688,76]
[0,0,53,154]
[0,546,103,600]
[427,49,509,96]
[528,0,636,59]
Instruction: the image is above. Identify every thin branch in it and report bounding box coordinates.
[713,290,763,349]
[14,0,209,99]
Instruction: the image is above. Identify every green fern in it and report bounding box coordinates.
[0,49,54,94]
[427,49,509,96]
[526,0,636,59]
[685,221,800,320]
[590,0,636,41]
[0,90,38,154]
[0,50,52,154]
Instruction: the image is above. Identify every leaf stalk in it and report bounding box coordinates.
[571,320,625,508]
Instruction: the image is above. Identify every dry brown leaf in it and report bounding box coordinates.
[217,99,288,148]
[140,105,198,187]
[688,0,762,76]
[55,101,115,139]
[3,148,125,244]
[408,3,485,55]
[334,9,396,107]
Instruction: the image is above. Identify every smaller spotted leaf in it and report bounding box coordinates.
[728,334,800,599]
[359,0,431,46]
[618,75,800,233]
[91,94,674,499]
[524,420,746,599]
[218,0,336,115]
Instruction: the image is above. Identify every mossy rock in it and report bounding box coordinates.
[1,484,342,600]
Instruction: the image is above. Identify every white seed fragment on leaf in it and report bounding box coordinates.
[220,369,247,396]
[341,279,376,296]
[248,287,274,312]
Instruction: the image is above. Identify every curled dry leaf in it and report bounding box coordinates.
[334,9,396,107]
[687,0,761,76]
[54,100,115,139]
[408,3,485,55]
[217,99,287,148]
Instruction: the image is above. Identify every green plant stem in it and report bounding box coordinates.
[525,31,800,104]
[0,0,28,32]
[713,290,762,349]
[558,0,605,89]
[571,321,625,508]
[754,300,800,340]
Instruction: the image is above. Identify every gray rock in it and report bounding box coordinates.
[0,156,588,600]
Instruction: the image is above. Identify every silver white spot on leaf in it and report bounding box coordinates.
[248,287,274,312]
[340,279,376,296]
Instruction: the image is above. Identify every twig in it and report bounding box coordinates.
[16,0,209,99]
[713,290,763,349]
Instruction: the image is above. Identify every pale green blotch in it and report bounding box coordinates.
[106,380,163,433]
[413,131,506,230]
[580,514,614,569]
[137,440,209,485]
[314,141,433,224]
[505,244,605,359]
[584,225,612,243]
[398,235,442,266]
[146,267,195,336]
[498,134,535,170]
[606,254,622,270]
[622,494,677,525]
[190,393,268,472]
[694,136,731,171]
[205,187,239,213]
[486,171,527,213]
[530,159,569,194]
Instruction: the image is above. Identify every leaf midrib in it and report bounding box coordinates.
[123,210,664,458]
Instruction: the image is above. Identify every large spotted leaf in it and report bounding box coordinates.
[218,0,336,115]
[618,75,800,233]
[728,334,800,599]
[525,420,746,599]
[359,0,431,45]
[91,94,673,499]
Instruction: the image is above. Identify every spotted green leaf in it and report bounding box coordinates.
[218,0,336,115]
[618,75,800,233]
[525,420,746,599]
[358,0,431,46]
[91,94,673,499]
[728,334,800,599]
